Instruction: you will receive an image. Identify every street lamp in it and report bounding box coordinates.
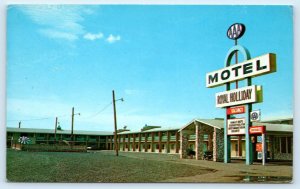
[112,90,124,156]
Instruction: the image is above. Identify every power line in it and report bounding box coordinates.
[6,101,113,123]
[7,114,68,122]
[81,102,112,119]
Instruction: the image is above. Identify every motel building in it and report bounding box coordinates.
[6,117,293,162]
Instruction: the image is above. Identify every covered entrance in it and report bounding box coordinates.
[179,119,224,161]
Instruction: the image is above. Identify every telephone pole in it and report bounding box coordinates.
[112,90,118,156]
[71,107,74,144]
[71,107,80,147]
[54,117,58,144]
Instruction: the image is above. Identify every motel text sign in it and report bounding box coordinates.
[206,53,276,88]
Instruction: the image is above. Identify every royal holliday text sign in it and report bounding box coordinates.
[215,85,262,108]
[206,53,276,88]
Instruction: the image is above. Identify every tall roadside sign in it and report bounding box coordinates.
[205,23,276,165]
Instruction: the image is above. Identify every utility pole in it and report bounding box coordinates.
[235,39,238,89]
[71,107,74,146]
[112,90,118,156]
[54,117,58,144]
[18,121,21,128]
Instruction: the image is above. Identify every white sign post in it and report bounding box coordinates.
[262,133,266,166]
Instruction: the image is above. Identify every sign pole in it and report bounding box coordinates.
[245,77,253,165]
[224,83,231,163]
[262,133,266,165]
[235,39,238,89]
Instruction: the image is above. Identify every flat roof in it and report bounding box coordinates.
[7,117,293,136]
[118,127,181,135]
[6,127,113,136]
[179,118,293,133]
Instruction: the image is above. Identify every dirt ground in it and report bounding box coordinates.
[112,151,293,183]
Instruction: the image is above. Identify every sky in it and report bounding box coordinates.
[6,5,293,132]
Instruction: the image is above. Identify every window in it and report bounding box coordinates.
[287,137,292,153]
[280,137,287,153]
[280,136,292,154]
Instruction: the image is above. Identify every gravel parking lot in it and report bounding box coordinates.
[108,151,293,183]
[7,149,292,183]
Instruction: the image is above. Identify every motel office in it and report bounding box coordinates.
[7,118,293,161]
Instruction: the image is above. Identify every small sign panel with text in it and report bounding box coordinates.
[227,118,246,135]
[226,106,245,115]
[249,126,266,134]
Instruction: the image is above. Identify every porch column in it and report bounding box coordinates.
[110,136,112,150]
[166,131,170,153]
[118,134,121,150]
[213,128,224,162]
[175,131,180,153]
[133,134,136,151]
[180,131,188,159]
[158,131,162,153]
[105,136,108,150]
[127,135,131,151]
[145,133,148,152]
[269,135,274,160]
[195,121,204,160]
[122,135,125,151]
[208,133,213,151]
[151,132,154,152]
[138,133,141,152]
[98,136,101,148]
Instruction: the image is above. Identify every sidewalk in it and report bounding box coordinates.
[162,158,293,183]
[113,151,293,183]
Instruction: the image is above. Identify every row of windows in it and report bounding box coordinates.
[7,133,105,140]
[279,136,292,154]
[121,143,178,150]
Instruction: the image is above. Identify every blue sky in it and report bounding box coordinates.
[6,5,293,132]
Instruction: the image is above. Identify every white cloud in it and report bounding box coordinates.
[19,5,94,41]
[106,34,121,43]
[83,32,104,41]
[18,5,122,44]
[39,29,78,41]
